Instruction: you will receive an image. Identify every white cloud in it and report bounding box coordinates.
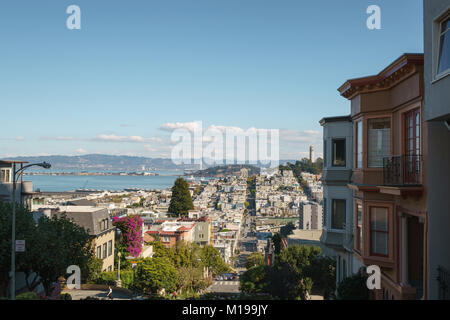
[76,148,87,154]
[93,134,164,144]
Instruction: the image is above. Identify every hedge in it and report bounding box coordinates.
[95,270,135,289]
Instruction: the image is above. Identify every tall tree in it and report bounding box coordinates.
[168,178,194,217]
[134,257,178,295]
[244,252,265,269]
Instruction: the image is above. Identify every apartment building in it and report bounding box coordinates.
[423,0,450,300]
[299,202,322,230]
[51,206,115,272]
[339,53,427,299]
[319,116,364,286]
[0,160,35,207]
[146,220,196,248]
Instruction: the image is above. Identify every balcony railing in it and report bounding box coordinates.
[383,155,423,186]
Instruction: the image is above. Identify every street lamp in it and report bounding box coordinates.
[116,251,122,288]
[10,162,51,300]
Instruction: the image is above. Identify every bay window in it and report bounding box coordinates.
[368,118,391,168]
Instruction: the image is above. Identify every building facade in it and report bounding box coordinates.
[423,0,450,300]
[339,53,428,299]
[320,116,364,286]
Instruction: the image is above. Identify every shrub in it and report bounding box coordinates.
[95,270,134,289]
[336,273,369,300]
[16,292,38,300]
[61,293,72,300]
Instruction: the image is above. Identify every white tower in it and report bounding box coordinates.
[309,146,315,162]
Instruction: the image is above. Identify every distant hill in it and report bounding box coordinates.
[4,154,188,172]
[3,154,299,172]
[191,164,260,177]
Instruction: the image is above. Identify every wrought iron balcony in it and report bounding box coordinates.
[383,155,423,186]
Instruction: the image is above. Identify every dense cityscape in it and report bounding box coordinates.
[0,0,449,311]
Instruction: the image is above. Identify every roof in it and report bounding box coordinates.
[0,160,29,165]
[52,207,110,236]
[338,53,424,99]
[319,115,352,126]
[66,199,97,206]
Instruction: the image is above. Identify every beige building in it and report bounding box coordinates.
[52,206,115,272]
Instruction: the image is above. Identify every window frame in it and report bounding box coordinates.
[332,138,346,167]
[331,199,346,230]
[102,243,107,259]
[108,240,113,256]
[433,9,450,82]
[96,246,101,259]
[369,206,390,257]
[1,169,11,183]
[437,13,450,76]
[355,120,363,169]
[355,202,363,253]
[367,117,392,168]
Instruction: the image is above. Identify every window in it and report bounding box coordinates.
[108,240,113,256]
[356,203,363,252]
[356,121,363,168]
[331,199,346,230]
[103,243,107,259]
[405,108,421,183]
[323,198,327,228]
[370,207,389,256]
[108,266,112,272]
[332,139,346,167]
[163,236,170,243]
[1,169,11,183]
[438,15,450,75]
[96,246,101,259]
[368,118,391,168]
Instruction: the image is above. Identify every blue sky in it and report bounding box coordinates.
[0,0,423,160]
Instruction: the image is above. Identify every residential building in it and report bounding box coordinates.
[52,206,115,272]
[319,115,364,286]
[339,53,427,299]
[0,160,35,207]
[299,202,322,230]
[423,0,450,300]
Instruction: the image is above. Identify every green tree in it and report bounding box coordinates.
[134,257,178,295]
[271,233,282,255]
[309,256,336,299]
[268,245,321,300]
[0,202,36,297]
[280,222,296,237]
[168,178,194,217]
[201,245,230,276]
[31,214,93,295]
[244,252,265,269]
[240,264,269,294]
[336,272,369,300]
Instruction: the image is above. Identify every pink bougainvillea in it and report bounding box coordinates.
[112,215,143,257]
